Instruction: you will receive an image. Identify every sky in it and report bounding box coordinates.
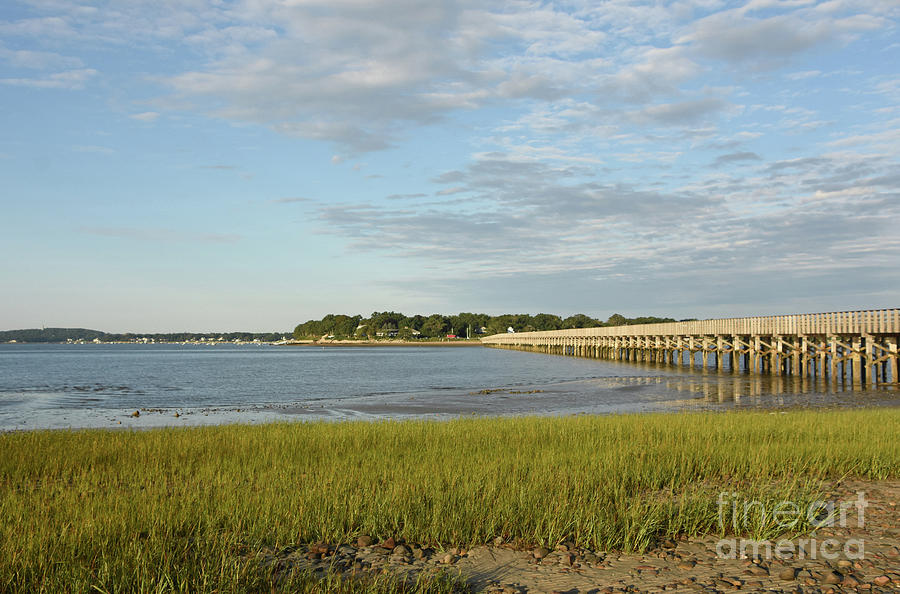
[1,0,898,332]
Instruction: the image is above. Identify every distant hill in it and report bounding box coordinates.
[0,328,288,343]
[0,328,108,343]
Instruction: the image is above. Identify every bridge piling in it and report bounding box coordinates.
[482,309,900,385]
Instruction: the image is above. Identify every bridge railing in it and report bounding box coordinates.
[481,309,900,342]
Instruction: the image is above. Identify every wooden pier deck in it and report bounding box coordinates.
[480,309,900,385]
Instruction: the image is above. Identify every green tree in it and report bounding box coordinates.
[293,319,324,339]
[562,314,602,329]
[368,311,407,335]
[606,313,627,326]
[420,314,448,338]
[331,315,362,338]
[628,316,677,325]
[532,313,563,331]
[407,315,425,332]
[289,310,682,339]
[485,314,517,335]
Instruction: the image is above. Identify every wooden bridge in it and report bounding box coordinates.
[480,309,900,386]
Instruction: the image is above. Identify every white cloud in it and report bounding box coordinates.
[3,0,897,316]
[81,226,240,244]
[827,127,900,150]
[0,47,83,70]
[712,151,762,167]
[3,0,891,159]
[129,111,160,122]
[72,145,114,154]
[786,70,822,80]
[599,46,700,103]
[679,5,886,69]
[435,186,467,196]
[270,197,312,204]
[0,68,97,89]
[0,16,76,39]
[628,97,731,126]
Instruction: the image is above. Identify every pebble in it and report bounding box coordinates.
[823,571,843,584]
[392,544,410,556]
[357,535,373,547]
[873,575,891,586]
[380,537,396,550]
[308,542,329,555]
[441,553,456,564]
[533,547,550,560]
[778,567,797,580]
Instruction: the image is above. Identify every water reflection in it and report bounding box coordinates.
[597,359,900,410]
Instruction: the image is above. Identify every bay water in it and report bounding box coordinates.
[2,343,898,431]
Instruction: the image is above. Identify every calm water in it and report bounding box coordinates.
[2,343,898,430]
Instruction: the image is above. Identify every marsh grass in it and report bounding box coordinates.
[1,409,898,592]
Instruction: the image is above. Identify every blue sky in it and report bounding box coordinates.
[1,0,898,332]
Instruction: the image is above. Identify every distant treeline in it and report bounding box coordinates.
[294,312,688,340]
[0,328,287,343]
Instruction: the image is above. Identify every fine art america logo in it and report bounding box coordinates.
[716,491,868,560]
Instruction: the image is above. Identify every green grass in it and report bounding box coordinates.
[2,409,899,592]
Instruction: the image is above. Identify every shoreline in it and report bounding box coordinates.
[263,477,900,593]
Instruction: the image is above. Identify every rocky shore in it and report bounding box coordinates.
[259,480,900,593]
